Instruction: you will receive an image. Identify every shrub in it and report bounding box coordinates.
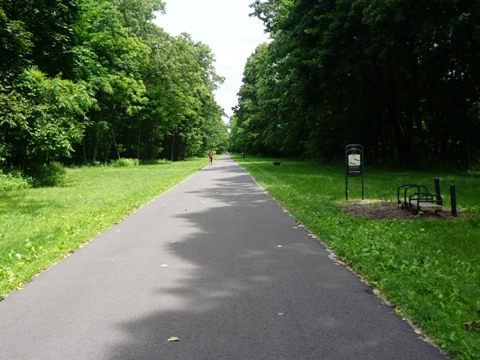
[29,162,67,187]
[467,160,480,176]
[0,170,29,191]
[109,158,140,167]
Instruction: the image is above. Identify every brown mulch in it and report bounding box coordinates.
[343,200,452,220]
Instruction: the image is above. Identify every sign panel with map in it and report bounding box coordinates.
[348,154,362,176]
[346,147,363,176]
[345,144,364,200]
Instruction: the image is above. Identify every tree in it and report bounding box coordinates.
[1,0,79,78]
[114,0,165,36]
[241,0,480,166]
[0,68,94,172]
[0,8,32,81]
[140,32,225,160]
[232,43,271,154]
[70,0,150,162]
[1,0,227,174]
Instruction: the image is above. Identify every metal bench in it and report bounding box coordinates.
[397,182,443,214]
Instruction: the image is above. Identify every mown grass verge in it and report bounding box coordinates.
[0,159,206,300]
[235,156,479,360]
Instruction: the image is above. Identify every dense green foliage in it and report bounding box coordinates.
[0,158,206,300]
[236,156,480,359]
[0,0,228,180]
[231,1,480,168]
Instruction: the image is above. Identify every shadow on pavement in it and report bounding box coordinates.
[106,158,447,360]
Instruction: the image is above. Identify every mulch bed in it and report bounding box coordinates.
[343,199,452,220]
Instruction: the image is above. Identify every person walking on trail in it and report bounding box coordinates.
[209,150,213,165]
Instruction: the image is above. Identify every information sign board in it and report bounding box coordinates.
[345,144,364,200]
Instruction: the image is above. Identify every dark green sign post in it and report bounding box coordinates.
[345,144,364,200]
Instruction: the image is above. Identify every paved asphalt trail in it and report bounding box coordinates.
[0,156,448,360]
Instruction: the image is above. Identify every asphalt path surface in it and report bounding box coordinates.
[0,156,448,360]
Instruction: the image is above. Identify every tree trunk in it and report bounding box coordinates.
[110,128,121,160]
[82,139,87,164]
[462,109,472,169]
[93,128,98,163]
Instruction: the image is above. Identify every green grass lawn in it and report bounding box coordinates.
[235,156,479,360]
[1,155,478,358]
[0,159,206,300]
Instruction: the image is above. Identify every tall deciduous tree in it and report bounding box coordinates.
[1,0,227,178]
[1,0,79,77]
[0,68,93,172]
[0,8,32,81]
[71,0,150,162]
[233,0,480,167]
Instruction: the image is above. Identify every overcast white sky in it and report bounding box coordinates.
[153,0,269,121]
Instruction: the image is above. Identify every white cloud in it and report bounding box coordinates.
[153,0,269,120]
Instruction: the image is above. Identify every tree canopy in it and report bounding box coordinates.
[0,0,227,179]
[231,0,480,168]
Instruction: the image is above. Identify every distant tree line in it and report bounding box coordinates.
[231,0,480,168]
[0,0,228,179]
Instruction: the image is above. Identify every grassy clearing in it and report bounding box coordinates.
[235,156,480,360]
[0,159,206,299]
